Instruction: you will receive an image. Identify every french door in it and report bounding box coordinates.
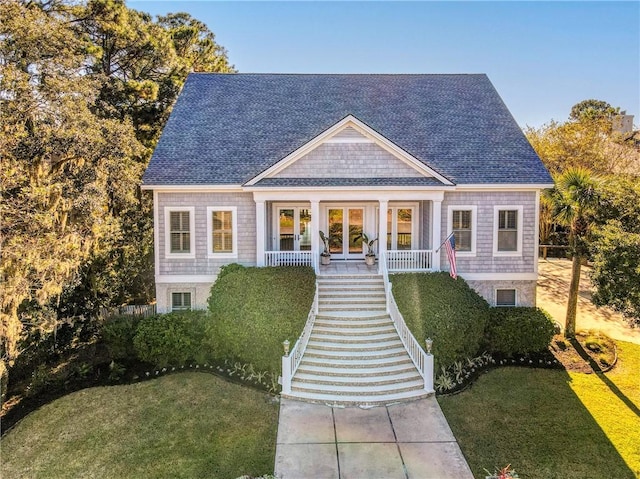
[276,206,311,251]
[327,207,365,259]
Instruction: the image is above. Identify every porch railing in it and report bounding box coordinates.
[385,249,433,272]
[380,251,434,393]
[280,281,318,394]
[265,251,318,271]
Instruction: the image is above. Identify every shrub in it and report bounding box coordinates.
[133,311,208,368]
[101,315,141,360]
[205,266,315,375]
[485,307,556,356]
[391,272,489,370]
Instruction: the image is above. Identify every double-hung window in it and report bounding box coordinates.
[165,207,195,258]
[207,206,237,258]
[493,206,523,256]
[448,206,476,255]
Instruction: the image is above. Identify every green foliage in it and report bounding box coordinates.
[206,266,315,374]
[569,99,618,122]
[590,222,640,325]
[101,315,141,360]
[391,272,489,370]
[0,0,233,365]
[217,262,247,280]
[485,308,556,356]
[133,311,208,367]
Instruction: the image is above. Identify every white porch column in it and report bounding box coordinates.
[431,200,442,271]
[310,200,320,272]
[256,200,266,266]
[378,199,388,273]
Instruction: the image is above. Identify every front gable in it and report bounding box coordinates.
[245,116,454,186]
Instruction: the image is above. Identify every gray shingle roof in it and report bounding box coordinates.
[143,73,552,186]
[253,177,447,187]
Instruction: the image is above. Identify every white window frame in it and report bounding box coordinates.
[171,291,193,311]
[493,205,523,256]
[495,288,517,307]
[207,206,238,259]
[165,207,196,259]
[447,205,477,256]
[376,204,419,251]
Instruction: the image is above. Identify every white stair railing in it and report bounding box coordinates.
[380,251,435,393]
[281,281,318,394]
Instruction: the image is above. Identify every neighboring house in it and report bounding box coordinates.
[142,74,553,313]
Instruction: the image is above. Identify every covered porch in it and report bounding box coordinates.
[252,190,445,274]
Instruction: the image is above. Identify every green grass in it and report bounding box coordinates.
[206,265,315,375]
[439,341,640,479]
[1,373,279,479]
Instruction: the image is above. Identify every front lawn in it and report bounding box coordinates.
[1,373,279,479]
[439,341,640,479]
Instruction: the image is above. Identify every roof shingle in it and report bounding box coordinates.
[143,74,552,186]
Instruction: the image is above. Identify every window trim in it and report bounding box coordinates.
[493,205,523,256]
[165,207,196,259]
[447,205,477,256]
[171,291,192,311]
[495,288,517,307]
[207,206,238,259]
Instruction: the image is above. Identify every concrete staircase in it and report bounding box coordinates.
[288,274,430,405]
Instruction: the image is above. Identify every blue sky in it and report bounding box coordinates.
[129,1,639,128]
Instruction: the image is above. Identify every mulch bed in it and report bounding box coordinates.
[549,331,617,373]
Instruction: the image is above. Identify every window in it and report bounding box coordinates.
[165,207,195,258]
[207,207,237,258]
[171,292,192,311]
[447,206,476,255]
[496,289,517,306]
[382,205,417,250]
[493,206,523,256]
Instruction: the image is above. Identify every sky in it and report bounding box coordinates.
[128,1,639,128]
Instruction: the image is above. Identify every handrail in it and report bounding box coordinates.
[265,251,317,268]
[380,251,434,393]
[386,249,433,272]
[281,280,318,394]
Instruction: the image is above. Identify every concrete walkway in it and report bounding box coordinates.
[274,397,474,479]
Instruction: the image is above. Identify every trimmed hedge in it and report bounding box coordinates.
[206,266,315,375]
[133,311,208,367]
[391,272,490,370]
[485,307,556,356]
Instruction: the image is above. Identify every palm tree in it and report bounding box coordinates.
[545,168,601,338]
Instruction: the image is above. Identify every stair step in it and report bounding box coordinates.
[294,370,422,386]
[316,311,390,320]
[304,347,407,360]
[299,355,414,368]
[282,389,431,406]
[319,298,386,305]
[319,306,387,314]
[291,378,425,396]
[296,362,417,377]
[311,331,398,343]
[307,339,402,351]
[313,325,396,335]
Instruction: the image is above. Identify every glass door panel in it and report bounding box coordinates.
[397,208,412,250]
[328,209,343,255]
[299,208,311,251]
[279,209,295,251]
[348,208,364,255]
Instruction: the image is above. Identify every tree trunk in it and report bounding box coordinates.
[565,254,582,338]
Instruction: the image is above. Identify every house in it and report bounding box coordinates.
[142,73,553,314]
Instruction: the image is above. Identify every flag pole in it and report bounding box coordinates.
[435,232,455,253]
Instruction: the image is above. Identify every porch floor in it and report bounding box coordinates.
[319,259,378,275]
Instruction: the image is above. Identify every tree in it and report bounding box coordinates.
[569,99,619,122]
[0,0,144,362]
[544,168,601,337]
[590,176,640,326]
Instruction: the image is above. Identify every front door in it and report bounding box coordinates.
[277,207,311,251]
[327,207,364,259]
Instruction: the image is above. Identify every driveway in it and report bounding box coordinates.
[537,258,640,344]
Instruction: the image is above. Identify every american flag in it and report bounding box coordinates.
[445,234,457,279]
